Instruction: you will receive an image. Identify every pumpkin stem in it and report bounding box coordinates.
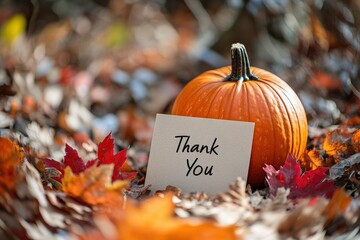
[226,43,258,82]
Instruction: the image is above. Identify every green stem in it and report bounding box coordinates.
[226,43,258,82]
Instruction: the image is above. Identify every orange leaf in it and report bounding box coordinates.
[115,194,236,240]
[324,189,352,222]
[81,194,237,240]
[0,137,24,203]
[310,11,338,50]
[323,128,354,158]
[62,165,127,206]
[351,129,360,153]
[346,116,360,126]
[300,150,339,171]
[300,150,325,170]
[308,69,342,92]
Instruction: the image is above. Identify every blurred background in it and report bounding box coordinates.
[0,0,359,163]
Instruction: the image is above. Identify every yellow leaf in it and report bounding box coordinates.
[62,165,127,205]
[99,22,129,48]
[1,14,27,44]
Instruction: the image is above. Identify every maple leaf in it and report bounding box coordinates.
[97,133,137,182]
[44,144,96,184]
[264,154,337,199]
[44,133,136,187]
[62,164,127,205]
[63,144,90,174]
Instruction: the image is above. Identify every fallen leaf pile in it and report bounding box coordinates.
[1,0,360,239]
[0,137,94,239]
[300,125,360,197]
[1,136,359,239]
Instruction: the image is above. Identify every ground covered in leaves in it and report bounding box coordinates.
[1,0,360,239]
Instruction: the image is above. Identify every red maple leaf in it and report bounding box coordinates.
[97,133,137,182]
[44,133,136,185]
[263,154,337,199]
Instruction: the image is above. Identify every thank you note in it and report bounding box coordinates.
[145,114,254,194]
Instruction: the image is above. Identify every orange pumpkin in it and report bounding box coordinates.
[172,43,308,188]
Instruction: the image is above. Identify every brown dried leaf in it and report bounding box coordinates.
[155,185,182,198]
[278,198,328,239]
[310,10,338,50]
[300,150,326,170]
[216,178,251,208]
[300,149,339,171]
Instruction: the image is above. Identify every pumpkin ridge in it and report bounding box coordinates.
[281,90,302,158]
[270,80,307,157]
[259,79,298,158]
[245,82,250,122]
[181,81,219,115]
[225,83,240,118]
[199,82,225,116]
[276,85,306,158]
[204,83,228,117]
[253,81,276,170]
[256,73,294,96]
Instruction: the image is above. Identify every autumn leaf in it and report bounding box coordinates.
[323,189,352,223]
[44,133,136,187]
[62,164,127,205]
[346,116,360,127]
[352,129,360,153]
[0,137,24,203]
[323,128,355,158]
[1,14,27,44]
[97,133,137,182]
[44,144,96,184]
[43,157,65,184]
[64,144,96,174]
[308,69,342,92]
[329,153,360,193]
[300,150,326,170]
[300,149,338,171]
[310,10,338,50]
[264,154,337,199]
[329,153,360,179]
[82,194,237,240]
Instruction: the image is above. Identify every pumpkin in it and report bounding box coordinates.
[171,43,308,188]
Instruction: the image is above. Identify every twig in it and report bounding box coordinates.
[27,0,39,35]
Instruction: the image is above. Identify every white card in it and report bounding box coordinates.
[145,114,254,194]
